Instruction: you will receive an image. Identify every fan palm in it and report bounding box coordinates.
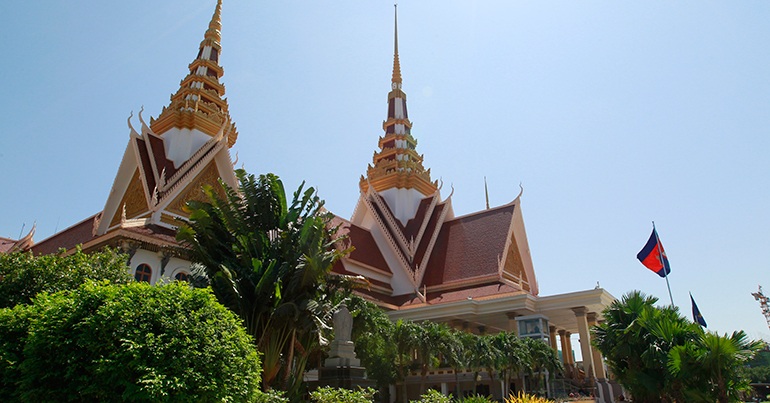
[669,329,763,403]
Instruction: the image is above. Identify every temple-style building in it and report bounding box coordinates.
[3,2,618,402]
[327,7,617,402]
[4,0,236,284]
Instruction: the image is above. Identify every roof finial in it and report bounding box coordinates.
[392,4,402,88]
[205,0,223,45]
[485,176,490,210]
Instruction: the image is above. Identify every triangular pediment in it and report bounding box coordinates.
[96,112,237,236]
[165,162,224,216]
[360,186,450,290]
[108,168,149,228]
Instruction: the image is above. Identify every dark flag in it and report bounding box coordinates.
[637,228,671,278]
[690,293,707,327]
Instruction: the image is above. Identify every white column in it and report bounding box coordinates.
[506,312,519,335]
[572,307,595,379]
[587,313,607,379]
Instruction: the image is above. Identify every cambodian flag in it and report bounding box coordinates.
[637,228,671,278]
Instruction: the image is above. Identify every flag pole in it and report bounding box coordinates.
[653,221,675,307]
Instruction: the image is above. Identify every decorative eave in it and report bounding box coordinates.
[360,168,437,195]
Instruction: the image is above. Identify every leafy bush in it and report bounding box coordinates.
[458,394,495,403]
[504,392,554,403]
[0,281,261,402]
[411,389,452,403]
[310,386,376,403]
[0,247,131,308]
[256,389,289,403]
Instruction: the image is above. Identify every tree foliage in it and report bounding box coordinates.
[0,281,261,403]
[310,386,376,403]
[176,170,350,399]
[0,247,131,309]
[348,296,398,398]
[347,297,563,402]
[669,329,764,403]
[593,290,763,403]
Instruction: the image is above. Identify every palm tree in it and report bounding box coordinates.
[459,331,484,393]
[494,332,529,398]
[669,329,764,403]
[522,337,563,398]
[415,321,451,395]
[640,303,699,402]
[440,329,467,399]
[475,333,501,397]
[177,170,351,397]
[592,291,669,403]
[391,319,420,403]
[347,296,399,402]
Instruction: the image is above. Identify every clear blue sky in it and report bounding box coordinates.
[2,1,769,343]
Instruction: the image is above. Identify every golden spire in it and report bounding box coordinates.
[205,0,223,44]
[392,4,402,87]
[360,6,437,196]
[150,0,238,147]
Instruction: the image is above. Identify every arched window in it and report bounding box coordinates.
[134,264,152,283]
[174,272,189,282]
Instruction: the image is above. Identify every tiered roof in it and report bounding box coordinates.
[334,9,538,309]
[15,0,237,257]
[150,0,237,147]
[359,6,437,196]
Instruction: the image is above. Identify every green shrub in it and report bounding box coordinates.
[0,248,131,309]
[0,281,261,402]
[310,386,376,403]
[459,394,495,403]
[412,389,452,403]
[256,389,289,403]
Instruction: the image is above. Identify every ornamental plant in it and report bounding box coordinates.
[504,391,554,403]
[0,281,261,403]
[310,386,376,403]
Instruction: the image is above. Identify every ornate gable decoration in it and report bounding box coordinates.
[362,184,449,288]
[129,109,233,219]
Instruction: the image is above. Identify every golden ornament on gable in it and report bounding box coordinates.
[109,169,149,227]
[167,162,224,216]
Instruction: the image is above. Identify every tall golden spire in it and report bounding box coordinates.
[392,5,402,87]
[360,7,437,196]
[150,0,238,147]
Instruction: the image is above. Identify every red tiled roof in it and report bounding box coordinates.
[413,202,445,270]
[331,261,392,292]
[395,281,524,308]
[422,204,516,287]
[135,138,156,195]
[330,216,391,275]
[147,133,179,179]
[121,224,178,245]
[0,237,16,253]
[403,195,434,240]
[29,215,99,255]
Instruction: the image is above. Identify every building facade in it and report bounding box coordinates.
[4,2,618,402]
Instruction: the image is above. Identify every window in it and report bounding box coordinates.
[134,264,152,283]
[174,272,189,282]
